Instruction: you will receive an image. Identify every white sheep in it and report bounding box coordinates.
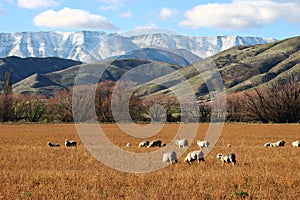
[196,140,209,148]
[184,150,205,164]
[47,142,60,147]
[162,151,178,164]
[175,139,188,148]
[126,143,132,147]
[138,140,149,147]
[292,140,300,147]
[217,153,236,165]
[65,139,77,147]
[148,140,165,148]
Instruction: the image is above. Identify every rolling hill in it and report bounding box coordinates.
[137,36,300,98]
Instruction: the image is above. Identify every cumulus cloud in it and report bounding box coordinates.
[34,7,118,30]
[158,7,178,21]
[179,0,300,30]
[18,0,58,9]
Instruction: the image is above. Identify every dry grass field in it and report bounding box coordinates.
[0,123,299,199]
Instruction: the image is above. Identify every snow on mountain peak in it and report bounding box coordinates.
[0,31,276,63]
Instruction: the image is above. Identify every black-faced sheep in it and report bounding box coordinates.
[138,140,149,147]
[264,142,272,147]
[196,140,209,148]
[175,139,188,148]
[292,140,300,147]
[65,139,77,147]
[162,151,178,164]
[217,153,236,165]
[275,140,285,147]
[47,142,60,147]
[184,150,205,164]
[147,140,165,148]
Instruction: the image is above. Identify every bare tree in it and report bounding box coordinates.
[243,76,300,123]
[48,90,73,122]
[0,72,13,122]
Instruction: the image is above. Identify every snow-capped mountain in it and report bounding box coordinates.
[0,31,276,63]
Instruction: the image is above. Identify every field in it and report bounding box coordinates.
[0,123,299,199]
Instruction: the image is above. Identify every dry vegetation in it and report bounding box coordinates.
[0,123,299,199]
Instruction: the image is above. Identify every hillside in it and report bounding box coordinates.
[0,56,82,85]
[138,36,300,98]
[12,59,182,96]
[13,73,68,97]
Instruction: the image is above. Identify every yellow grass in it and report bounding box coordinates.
[0,123,299,199]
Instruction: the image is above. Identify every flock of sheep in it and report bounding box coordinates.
[48,137,299,166]
[134,138,236,166]
[136,138,300,166]
[47,139,77,147]
[264,140,300,148]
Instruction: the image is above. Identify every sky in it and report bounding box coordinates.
[0,0,300,39]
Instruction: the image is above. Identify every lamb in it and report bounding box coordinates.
[292,140,300,147]
[65,139,77,147]
[184,150,205,164]
[217,153,236,165]
[47,142,60,147]
[147,140,165,148]
[138,140,149,147]
[196,140,209,148]
[162,151,178,164]
[175,139,188,148]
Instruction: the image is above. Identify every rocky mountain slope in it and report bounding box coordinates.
[0,31,275,62]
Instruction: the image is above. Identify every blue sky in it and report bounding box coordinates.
[0,0,300,39]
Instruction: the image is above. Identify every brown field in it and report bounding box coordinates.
[0,123,299,199]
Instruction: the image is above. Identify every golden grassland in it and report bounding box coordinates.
[0,123,299,199]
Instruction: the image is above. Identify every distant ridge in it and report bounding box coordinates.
[0,31,275,62]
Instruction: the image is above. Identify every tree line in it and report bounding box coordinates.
[0,72,299,123]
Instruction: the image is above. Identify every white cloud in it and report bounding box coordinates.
[179,0,300,30]
[18,0,58,9]
[120,10,132,18]
[98,0,126,11]
[158,7,178,21]
[34,7,118,30]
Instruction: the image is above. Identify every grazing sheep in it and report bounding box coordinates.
[264,142,272,147]
[162,151,178,164]
[47,142,60,147]
[147,140,165,148]
[126,143,132,147]
[227,144,232,148]
[217,153,236,165]
[292,140,300,147]
[65,139,77,147]
[184,150,205,164]
[138,140,150,147]
[196,140,209,148]
[275,140,285,147]
[175,139,188,148]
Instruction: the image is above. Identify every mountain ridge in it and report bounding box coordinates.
[0,31,276,62]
